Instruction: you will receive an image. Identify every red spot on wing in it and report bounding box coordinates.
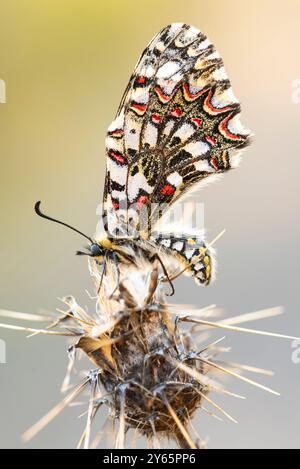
[137,195,149,208]
[204,89,234,114]
[161,184,175,196]
[111,199,119,210]
[205,135,217,146]
[151,114,161,123]
[191,117,202,127]
[219,114,242,141]
[109,150,127,165]
[183,83,207,101]
[131,103,148,113]
[155,86,174,103]
[210,158,219,171]
[171,107,182,117]
[137,76,145,84]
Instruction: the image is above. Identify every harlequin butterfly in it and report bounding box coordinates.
[35,23,250,294]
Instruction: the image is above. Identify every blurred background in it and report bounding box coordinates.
[0,0,299,449]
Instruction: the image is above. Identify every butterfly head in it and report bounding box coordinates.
[76,241,106,260]
[89,242,104,257]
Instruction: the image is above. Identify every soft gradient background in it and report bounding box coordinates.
[0,0,299,449]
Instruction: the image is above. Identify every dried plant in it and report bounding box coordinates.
[0,257,297,449]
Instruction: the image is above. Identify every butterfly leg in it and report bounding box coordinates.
[107,251,122,299]
[111,251,121,285]
[150,252,175,296]
[97,251,109,294]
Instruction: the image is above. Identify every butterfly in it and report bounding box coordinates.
[35,23,250,294]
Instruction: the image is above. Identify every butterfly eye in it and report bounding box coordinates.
[90,243,103,257]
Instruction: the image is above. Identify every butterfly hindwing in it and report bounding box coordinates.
[103,23,250,237]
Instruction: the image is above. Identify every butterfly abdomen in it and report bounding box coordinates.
[154,234,214,286]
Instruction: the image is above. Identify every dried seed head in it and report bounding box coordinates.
[0,258,293,448]
[78,260,207,448]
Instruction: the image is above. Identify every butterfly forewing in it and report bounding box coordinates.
[103,23,250,238]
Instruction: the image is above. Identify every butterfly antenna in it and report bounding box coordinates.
[34,201,93,243]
